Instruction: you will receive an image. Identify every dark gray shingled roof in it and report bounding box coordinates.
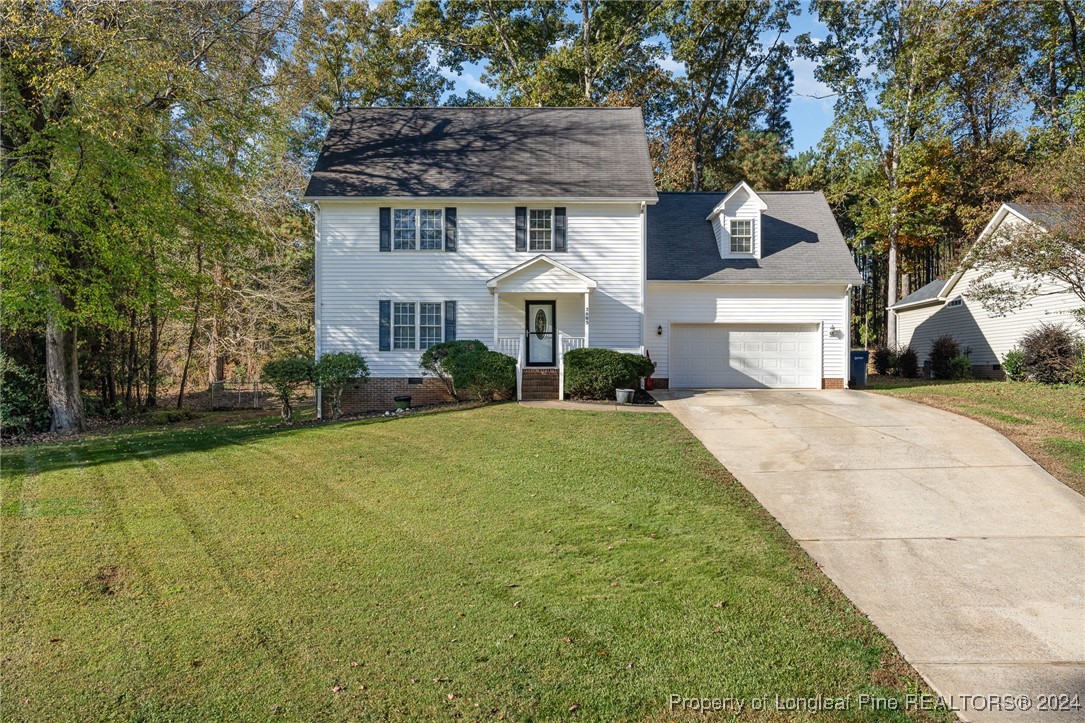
[1003,202,1072,230]
[647,191,863,284]
[304,107,657,200]
[890,278,946,309]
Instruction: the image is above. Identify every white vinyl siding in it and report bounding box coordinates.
[896,268,1079,366]
[318,202,644,376]
[646,282,850,383]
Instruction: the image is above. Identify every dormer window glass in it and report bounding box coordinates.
[393,208,444,251]
[529,209,553,251]
[730,219,753,254]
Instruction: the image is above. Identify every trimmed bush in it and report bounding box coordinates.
[316,352,370,419]
[1019,323,1083,384]
[1002,348,1026,381]
[419,340,488,401]
[872,346,896,375]
[563,348,655,400]
[262,356,314,422]
[949,355,973,380]
[0,353,50,437]
[897,347,919,378]
[460,350,516,401]
[928,334,960,380]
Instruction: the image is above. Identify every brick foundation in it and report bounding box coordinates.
[325,377,453,416]
[972,364,1005,380]
[649,377,669,390]
[822,378,845,389]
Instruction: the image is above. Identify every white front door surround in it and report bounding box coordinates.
[670,323,820,389]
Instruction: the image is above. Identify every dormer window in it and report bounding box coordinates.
[730,219,753,254]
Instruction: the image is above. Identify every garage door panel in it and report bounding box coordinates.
[671,323,820,389]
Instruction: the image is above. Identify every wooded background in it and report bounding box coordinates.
[2,0,1083,432]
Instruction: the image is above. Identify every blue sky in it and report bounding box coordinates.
[436,6,835,154]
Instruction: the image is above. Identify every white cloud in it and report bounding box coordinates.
[657,54,686,76]
[790,56,833,112]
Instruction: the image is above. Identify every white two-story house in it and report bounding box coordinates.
[305,107,861,413]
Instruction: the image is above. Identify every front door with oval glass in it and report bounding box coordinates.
[525,301,556,366]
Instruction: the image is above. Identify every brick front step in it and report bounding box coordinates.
[521,368,559,400]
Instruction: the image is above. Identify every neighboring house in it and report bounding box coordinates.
[891,202,1080,378]
[304,107,861,413]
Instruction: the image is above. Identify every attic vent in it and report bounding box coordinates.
[948,298,963,308]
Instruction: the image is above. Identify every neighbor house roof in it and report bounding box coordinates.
[1003,202,1071,230]
[647,191,862,284]
[889,279,947,310]
[304,107,658,201]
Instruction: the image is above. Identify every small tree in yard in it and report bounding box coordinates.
[420,340,488,401]
[928,335,960,380]
[315,352,370,419]
[262,356,314,422]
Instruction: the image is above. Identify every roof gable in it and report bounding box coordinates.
[305,107,658,201]
[706,181,767,220]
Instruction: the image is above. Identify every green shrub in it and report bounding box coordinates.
[419,340,489,401]
[897,347,919,378]
[1002,348,1026,381]
[928,334,960,380]
[624,353,656,381]
[1071,354,1085,386]
[0,353,50,437]
[1018,323,1083,385]
[949,355,973,380]
[872,346,896,375]
[563,348,654,400]
[316,352,369,419]
[262,356,314,422]
[460,350,516,401]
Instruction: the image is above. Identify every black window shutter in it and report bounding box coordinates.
[444,207,457,251]
[554,207,567,252]
[515,206,527,252]
[379,300,391,351]
[444,301,456,341]
[379,207,391,252]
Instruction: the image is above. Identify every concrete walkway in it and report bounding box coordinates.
[519,399,668,413]
[653,389,1085,722]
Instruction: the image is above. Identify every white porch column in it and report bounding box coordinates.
[583,291,590,347]
[492,291,500,347]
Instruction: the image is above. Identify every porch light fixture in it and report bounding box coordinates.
[656,325,663,336]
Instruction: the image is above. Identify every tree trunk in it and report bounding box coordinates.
[208,261,226,384]
[45,288,86,433]
[886,239,899,347]
[146,305,159,408]
[177,244,203,409]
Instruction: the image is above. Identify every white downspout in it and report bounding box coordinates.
[314,202,323,419]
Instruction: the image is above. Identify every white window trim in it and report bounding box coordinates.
[393,301,445,350]
[528,208,554,252]
[392,207,445,252]
[729,218,754,255]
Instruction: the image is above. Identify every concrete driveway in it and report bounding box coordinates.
[653,389,1085,722]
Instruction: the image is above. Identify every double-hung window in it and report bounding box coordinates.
[393,302,417,349]
[393,302,444,350]
[729,219,753,254]
[529,209,553,251]
[393,208,444,251]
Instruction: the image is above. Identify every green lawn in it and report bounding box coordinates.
[867,377,1085,495]
[2,405,948,721]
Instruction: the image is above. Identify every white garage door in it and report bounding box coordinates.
[670,324,820,389]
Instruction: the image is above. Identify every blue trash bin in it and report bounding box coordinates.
[850,350,870,388]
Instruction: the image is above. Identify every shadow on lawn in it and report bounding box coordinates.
[4,403,493,477]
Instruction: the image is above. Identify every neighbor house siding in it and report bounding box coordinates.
[317,201,644,376]
[645,283,850,381]
[896,267,1079,366]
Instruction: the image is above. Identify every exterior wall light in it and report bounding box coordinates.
[656,325,663,336]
